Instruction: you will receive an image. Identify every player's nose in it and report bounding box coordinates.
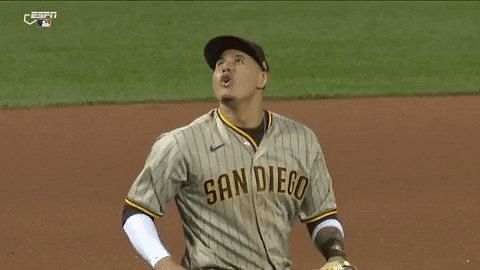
[221,61,235,73]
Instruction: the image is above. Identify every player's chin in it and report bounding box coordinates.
[215,87,236,104]
[220,94,236,104]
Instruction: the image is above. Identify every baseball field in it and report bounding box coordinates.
[1,1,479,269]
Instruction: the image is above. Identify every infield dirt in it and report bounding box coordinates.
[1,96,478,269]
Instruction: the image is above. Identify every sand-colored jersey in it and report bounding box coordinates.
[125,108,337,269]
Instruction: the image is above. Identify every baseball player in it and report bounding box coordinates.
[122,35,356,270]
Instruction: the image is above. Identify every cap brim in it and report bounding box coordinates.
[204,35,264,70]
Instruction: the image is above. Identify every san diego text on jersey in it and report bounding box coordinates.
[204,165,309,204]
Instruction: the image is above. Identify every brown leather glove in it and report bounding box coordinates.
[317,256,357,270]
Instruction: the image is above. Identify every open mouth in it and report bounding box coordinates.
[220,74,232,88]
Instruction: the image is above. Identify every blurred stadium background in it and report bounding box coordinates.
[1,1,479,108]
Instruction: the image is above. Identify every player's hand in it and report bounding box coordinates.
[153,256,186,270]
[315,256,357,270]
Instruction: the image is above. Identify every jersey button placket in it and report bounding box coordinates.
[243,140,253,151]
[249,149,276,269]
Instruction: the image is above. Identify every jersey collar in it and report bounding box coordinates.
[216,109,273,151]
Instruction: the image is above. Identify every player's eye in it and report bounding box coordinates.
[216,60,223,68]
[235,58,244,64]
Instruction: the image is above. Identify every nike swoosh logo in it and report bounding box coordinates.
[209,143,225,152]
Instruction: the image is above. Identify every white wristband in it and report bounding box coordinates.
[311,218,344,240]
[123,213,170,268]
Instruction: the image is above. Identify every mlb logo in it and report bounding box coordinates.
[36,19,53,27]
[24,11,57,27]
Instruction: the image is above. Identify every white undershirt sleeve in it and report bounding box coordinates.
[123,213,171,268]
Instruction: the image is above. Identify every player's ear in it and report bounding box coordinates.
[257,70,269,90]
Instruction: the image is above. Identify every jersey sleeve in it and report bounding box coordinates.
[298,133,337,223]
[125,132,187,218]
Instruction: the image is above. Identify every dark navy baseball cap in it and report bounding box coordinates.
[204,35,269,72]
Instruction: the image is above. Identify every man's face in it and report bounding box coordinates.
[212,49,266,104]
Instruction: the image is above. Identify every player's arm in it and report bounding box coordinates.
[306,215,356,269]
[122,133,188,269]
[301,130,356,269]
[122,205,185,270]
[307,214,345,260]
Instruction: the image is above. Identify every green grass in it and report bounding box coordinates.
[1,1,479,108]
